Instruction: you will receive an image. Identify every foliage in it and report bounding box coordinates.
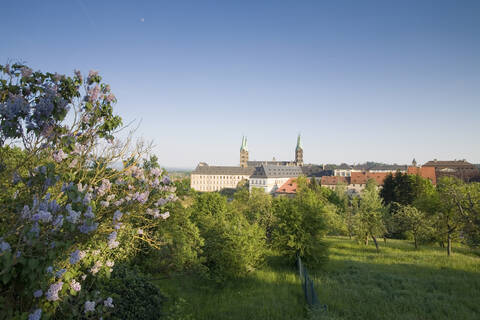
[190,193,266,280]
[0,64,177,319]
[98,263,166,320]
[272,187,329,267]
[353,182,386,251]
[393,204,432,249]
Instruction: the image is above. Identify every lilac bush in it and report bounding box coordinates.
[0,64,177,319]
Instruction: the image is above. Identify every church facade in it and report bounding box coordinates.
[190,135,304,193]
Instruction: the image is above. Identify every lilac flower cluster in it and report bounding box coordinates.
[90,261,103,275]
[107,231,119,249]
[70,279,81,292]
[55,269,66,278]
[70,250,86,264]
[66,204,81,224]
[104,297,114,308]
[113,210,123,222]
[84,300,96,314]
[96,179,112,197]
[46,282,63,301]
[133,191,149,204]
[28,309,42,320]
[0,239,11,253]
[33,289,43,298]
[78,221,98,234]
[53,150,67,163]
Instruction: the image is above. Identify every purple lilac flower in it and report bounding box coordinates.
[156,198,167,207]
[21,66,33,78]
[107,231,119,249]
[52,215,64,229]
[0,240,11,253]
[113,199,124,206]
[160,212,170,220]
[85,300,96,314]
[90,261,102,275]
[81,274,87,280]
[53,150,67,163]
[137,229,144,235]
[46,282,63,301]
[104,297,114,308]
[100,201,109,207]
[134,192,149,204]
[83,192,92,205]
[151,168,162,177]
[33,290,43,298]
[70,250,86,264]
[28,308,42,320]
[46,266,53,273]
[70,279,81,292]
[66,204,81,224]
[106,260,114,267]
[113,210,123,222]
[88,69,98,80]
[74,69,82,81]
[15,250,21,258]
[21,205,31,219]
[105,93,116,103]
[30,223,40,236]
[162,176,171,185]
[31,210,52,223]
[97,179,111,197]
[84,206,95,219]
[55,269,66,278]
[78,221,98,234]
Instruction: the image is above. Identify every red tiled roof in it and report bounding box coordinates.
[350,171,390,186]
[320,176,349,186]
[407,166,436,185]
[276,178,298,194]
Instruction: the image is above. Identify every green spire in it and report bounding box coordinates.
[296,134,302,150]
[240,136,248,152]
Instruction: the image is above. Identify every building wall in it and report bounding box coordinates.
[190,174,250,192]
[249,177,291,193]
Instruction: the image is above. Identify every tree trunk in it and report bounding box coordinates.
[364,234,369,246]
[372,235,379,253]
[447,232,452,256]
[383,237,387,245]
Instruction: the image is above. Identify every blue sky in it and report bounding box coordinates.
[2,0,479,168]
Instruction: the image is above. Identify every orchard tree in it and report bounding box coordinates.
[355,179,386,252]
[394,205,431,249]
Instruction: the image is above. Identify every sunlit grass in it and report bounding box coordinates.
[154,238,480,320]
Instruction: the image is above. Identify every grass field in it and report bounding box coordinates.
[155,237,480,320]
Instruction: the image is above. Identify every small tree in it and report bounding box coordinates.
[355,180,386,252]
[394,204,430,249]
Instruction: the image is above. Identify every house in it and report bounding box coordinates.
[249,164,303,194]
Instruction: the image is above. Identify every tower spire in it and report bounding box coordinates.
[296,134,302,151]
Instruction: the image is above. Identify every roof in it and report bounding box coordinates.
[276,178,298,194]
[321,176,350,186]
[350,171,390,185]
[369,164,407,171]
[251,164,303,178]
[247,160,295,167]
[407,166,436,185]
[192,164,255,176]
[423,160,476,168]
[335,163,353,170]
[301,165,330,177]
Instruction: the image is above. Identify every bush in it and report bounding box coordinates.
[190,193,266,280]
[272,187,329,267]
[99,264,166,320]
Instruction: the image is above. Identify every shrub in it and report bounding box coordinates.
[98,263,166,320]
[272,188,329,267]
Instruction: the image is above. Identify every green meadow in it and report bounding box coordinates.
[156,237,480,320]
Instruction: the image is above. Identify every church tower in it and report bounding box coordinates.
[295,134,303,166]
[240,136,249,167]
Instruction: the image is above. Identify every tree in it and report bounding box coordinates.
[355,181,386,252]
[394,205,431,249]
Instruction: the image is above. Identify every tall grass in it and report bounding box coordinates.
[154,238,480,320]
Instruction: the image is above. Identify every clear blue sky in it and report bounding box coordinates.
[2,0,479,168]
